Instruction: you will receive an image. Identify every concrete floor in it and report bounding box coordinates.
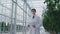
[1,26,50,34]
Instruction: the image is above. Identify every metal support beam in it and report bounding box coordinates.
[13,0,17,34]
[12,0,31,17]
[10,0,17,34]
[10,0,14,34]
[23,0,27,34]
[0,1,31,17]
[0,0,1,34]
[22,0,31,10]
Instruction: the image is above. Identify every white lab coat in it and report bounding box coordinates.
[28,15,42,34]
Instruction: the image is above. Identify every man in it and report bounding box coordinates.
[27,9,42,34]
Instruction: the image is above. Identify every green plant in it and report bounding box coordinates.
[43,0,60,34]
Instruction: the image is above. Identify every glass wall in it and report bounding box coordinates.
[0,0,31,34]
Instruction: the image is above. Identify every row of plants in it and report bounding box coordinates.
[0,22,26,32]
[43,0,60,34]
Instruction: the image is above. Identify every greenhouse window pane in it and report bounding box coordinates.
[17,0,24,9]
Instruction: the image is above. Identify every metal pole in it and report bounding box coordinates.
[0,0,1,34]
[23,0,27,34]
[23,0,25,34]
[1,1,4,34]
[10,0,14,34]
[11,0,17,34]
[23,4,25,34]
[24,0,27,34]
[13,0,17,34]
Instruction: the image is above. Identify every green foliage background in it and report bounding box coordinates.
[0,22,25,32]
[43,0,60,32]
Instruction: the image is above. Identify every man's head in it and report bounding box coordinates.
[31,9,36,15]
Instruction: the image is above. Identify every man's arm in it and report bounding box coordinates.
[35,16,42,28]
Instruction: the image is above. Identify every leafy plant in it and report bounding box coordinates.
[43,0,60,34]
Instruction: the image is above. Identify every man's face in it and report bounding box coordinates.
[32,10,36,15]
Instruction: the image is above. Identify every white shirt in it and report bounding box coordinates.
[28,15,42,34]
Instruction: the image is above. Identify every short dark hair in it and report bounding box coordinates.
[31,9,36,12]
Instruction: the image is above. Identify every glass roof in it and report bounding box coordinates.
[0,0,46,24]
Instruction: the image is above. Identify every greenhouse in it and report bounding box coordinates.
[1,0,60,34]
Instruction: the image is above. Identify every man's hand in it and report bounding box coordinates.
[32,25,36,28]
[28,25,30,27]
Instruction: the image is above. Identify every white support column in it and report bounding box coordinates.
[23,1,25,34]
[23,0,27,34]
[0,0,1,34]
[24,0,27,34]
[10,0,17,34]
[10,0,14,34]
[0,1,4,34]
[13,0,17,34]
